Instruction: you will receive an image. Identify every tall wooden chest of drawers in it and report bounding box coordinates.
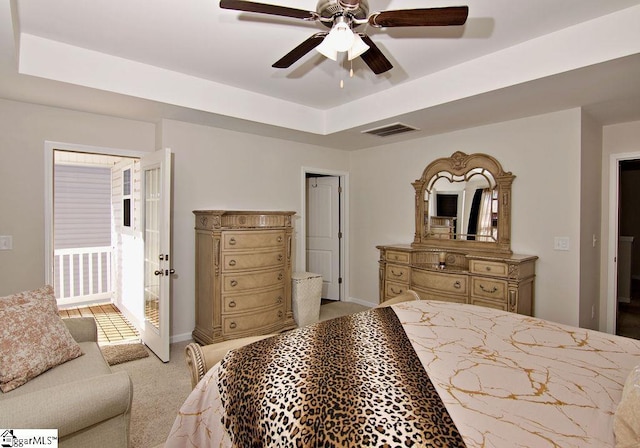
[193,210,297,345]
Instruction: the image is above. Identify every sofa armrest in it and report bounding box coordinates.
[0,371,132,438]
[63,317,98,343]
[185,335,276,388]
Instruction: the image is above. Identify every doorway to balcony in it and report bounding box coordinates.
[46,143,145,330]
[53,151,123,307]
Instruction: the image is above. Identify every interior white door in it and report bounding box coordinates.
[140,148,173,362]
[306,176,340,300]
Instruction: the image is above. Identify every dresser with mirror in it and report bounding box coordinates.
[378,151,538,315]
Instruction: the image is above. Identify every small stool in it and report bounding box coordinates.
[291,272,323,327]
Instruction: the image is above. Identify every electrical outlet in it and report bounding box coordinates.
[0,235,12,250]
[554,237,570,251]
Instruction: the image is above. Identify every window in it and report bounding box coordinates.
[123,168,132,228]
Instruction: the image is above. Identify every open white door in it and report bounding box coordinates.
[111,158,144,331]
[306,176,340,300]
[141,148,173,362]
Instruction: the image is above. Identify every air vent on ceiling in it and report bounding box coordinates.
[361,122,420,137]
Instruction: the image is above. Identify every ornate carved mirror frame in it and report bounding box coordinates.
[412,151,515,254]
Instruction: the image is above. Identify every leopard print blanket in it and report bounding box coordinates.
[218,307,466,447]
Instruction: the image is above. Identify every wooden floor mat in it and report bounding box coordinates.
[59,303,139,345]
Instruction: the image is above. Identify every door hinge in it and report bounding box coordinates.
[338,186,342,194]
[338,232,343,239]
[338,277,343,284]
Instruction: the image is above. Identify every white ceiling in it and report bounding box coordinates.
[2,0,640,150]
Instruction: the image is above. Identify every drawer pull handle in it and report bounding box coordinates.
[230,280,238,287]
[278,311,283,318]
[453,281,461,289]
[391,287,403,294]
[278,254,283,261]
[229,322,237,329]
[228,260,236,266]
[229,237,237,245]
[229,301,236,308]
[277,296,283,303]
[479,284,498,294]
[277,236,283,243]
[391,270,404,277]
[278,273,284,280]
[485,266,491,271]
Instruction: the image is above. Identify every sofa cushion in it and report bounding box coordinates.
[0,342,111,399]
[0,286,83,392]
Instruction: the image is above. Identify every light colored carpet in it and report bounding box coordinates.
[110,340,192,448]
[319,300,370,321]
[114,300,372,448]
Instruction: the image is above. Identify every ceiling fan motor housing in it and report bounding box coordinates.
[317,0,369,28]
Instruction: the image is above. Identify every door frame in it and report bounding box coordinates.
[44,141,146,297]
[606,151,640,334]
[301,167,349,302]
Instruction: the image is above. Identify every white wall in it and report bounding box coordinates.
[600,120,640,331]
[579,112,603,329]
[2,95,635,338]
[0,98,155,295]
[158,119,350,341]
[348,109,584,326]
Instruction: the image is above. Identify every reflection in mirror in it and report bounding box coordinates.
[425,168,497,241]
[412,151,514,254]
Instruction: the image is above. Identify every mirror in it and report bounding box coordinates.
[412,151,514,254]
[427,168,497,241]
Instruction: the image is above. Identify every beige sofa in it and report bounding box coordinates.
[0,317,133,448]
[185,290,421,388]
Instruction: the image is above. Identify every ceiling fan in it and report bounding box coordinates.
[220,0,469,75]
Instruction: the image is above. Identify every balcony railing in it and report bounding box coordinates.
[54,246,112,307]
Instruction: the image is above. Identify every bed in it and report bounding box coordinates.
[165,298,640,447]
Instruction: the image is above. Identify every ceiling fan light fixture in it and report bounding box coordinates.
[348,34,369,60]
[326,20,355,52]
[316,38,338,61]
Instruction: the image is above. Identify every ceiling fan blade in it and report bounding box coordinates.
[272,33,327,68]
[358,35,393,75]
[220,0,318,21]
[369,6,469,28]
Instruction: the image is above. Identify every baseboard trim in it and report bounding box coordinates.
[170,332,194,344]
[344,296,376,308]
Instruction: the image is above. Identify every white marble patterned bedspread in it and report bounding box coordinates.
[165,300,640,447]
[394,300,640,447]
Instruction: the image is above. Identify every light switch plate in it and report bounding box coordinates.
[554,236,570,251]
[0,235,13,250]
